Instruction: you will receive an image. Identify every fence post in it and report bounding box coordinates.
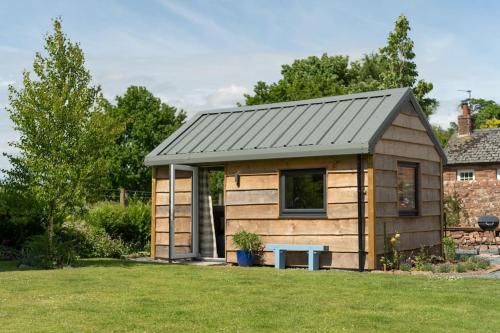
[119,187,127,207]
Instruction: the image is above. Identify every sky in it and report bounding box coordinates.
[2,0,500,171]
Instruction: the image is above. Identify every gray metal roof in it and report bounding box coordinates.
[445,128,500,165]
[145,87,445,166]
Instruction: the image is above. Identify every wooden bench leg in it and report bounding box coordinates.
[308,250,319,271]
[274,249,286,269]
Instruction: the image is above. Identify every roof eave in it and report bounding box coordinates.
[144,144,370,166]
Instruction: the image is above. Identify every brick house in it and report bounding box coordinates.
[443,101,500,227]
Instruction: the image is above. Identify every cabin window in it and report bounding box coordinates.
[457,170,474,181]
[397,162,419,216]
[280,168,326,217]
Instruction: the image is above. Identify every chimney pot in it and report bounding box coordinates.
[458,100,472,136]
[461,100,470,116]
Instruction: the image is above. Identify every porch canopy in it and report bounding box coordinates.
[144,87,446,166]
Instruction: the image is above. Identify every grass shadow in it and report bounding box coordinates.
[0,258,164,273]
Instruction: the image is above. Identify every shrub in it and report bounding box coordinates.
[19,234,77,268]
[0,245,20,260]
[414,245,430,271]
[474,258,490,270]
[86,201,150,251]
[456,263,467,273]
[438,263,452,273]
[399,263,411,271]
[442,237,456,262]
[421,263,435,272]
[61,220,129,259]
[466,256,490,270]
[0,187,45,248]
[232,231,262,252]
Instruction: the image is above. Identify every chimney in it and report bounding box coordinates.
[458,100,472,136]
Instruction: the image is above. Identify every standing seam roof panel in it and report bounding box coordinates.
[335,96,385,144]
[230,107,279,150]
[145,88,447,166]
[305,100,352,145]
[272,104,312,148]
[161,114,210,155]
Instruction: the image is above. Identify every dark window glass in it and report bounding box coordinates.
[281,169,325,216]
[397,162,418,216]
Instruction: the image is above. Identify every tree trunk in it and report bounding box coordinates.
[47,203,55,265]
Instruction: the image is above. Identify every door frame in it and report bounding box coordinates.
[169,164,199,260]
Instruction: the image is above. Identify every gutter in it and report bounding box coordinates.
[357,154,366,272]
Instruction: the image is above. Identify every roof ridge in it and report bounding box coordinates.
[196,87,410,115]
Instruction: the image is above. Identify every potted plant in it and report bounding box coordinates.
[232,231,261,267]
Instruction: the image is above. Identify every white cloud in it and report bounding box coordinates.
[156,0,229,38]
[168,84,248,115]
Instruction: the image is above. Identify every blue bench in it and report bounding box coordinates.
[266,243,329,271]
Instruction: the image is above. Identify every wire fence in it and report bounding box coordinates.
[98,189,152,203]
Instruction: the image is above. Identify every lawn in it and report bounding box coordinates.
[0,260,499,332]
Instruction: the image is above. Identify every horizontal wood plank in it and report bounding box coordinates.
[226,218,363,236]
[374,139,440,162]
[328,203,368,219]
[225,174,278,190]
[226,234,367,252]
[391,112,426,131]
[155,217,192,233]
[226,189,278,205]
[381,125,434,146]
[156,178,192,192]
[375,216,441,235]
[155,205,192,218]
[225,204,279,219]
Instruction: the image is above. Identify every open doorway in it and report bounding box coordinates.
[199,167,225,259]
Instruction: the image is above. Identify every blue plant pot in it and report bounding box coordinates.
[236,250,253,267]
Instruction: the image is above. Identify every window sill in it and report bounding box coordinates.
[399,211,419,217]
[279,214,327,219]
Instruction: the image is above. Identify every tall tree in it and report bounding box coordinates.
[4,19,117,257]
[107,86,186,192]
[379,15,437,116]
[244,15,437,116]
[469,98,500,128]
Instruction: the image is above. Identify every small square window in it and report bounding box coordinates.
[397,162,419,216]
[280,169,326,217]
[457,170,474,181]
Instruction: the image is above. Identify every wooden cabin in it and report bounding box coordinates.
[145,88,446,270]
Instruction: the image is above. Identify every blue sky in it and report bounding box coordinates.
[2,0,500,171]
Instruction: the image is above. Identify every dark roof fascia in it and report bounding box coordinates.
[144,143,370,166]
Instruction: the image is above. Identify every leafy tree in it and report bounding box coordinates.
[469,98,500,128]
[480,118,500,128]
[106,86,186,192]
[244,15,437,117]
[4,19,117,259]
[432,124,456,147]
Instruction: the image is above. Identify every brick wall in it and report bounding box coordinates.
[443,164,500,227]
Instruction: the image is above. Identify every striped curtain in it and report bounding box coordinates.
[198,168,217,257]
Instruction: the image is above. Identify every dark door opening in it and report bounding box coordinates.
[204,168,225,258]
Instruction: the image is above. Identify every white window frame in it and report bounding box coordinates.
[497,169,500,180]
[457,169,475,181]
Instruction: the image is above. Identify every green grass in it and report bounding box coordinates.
[0,259,499,332]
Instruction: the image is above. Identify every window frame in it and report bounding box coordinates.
[279,168,327,218]
[497,169,500,180]
[457,169,475,181]
[397,162,419,217]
